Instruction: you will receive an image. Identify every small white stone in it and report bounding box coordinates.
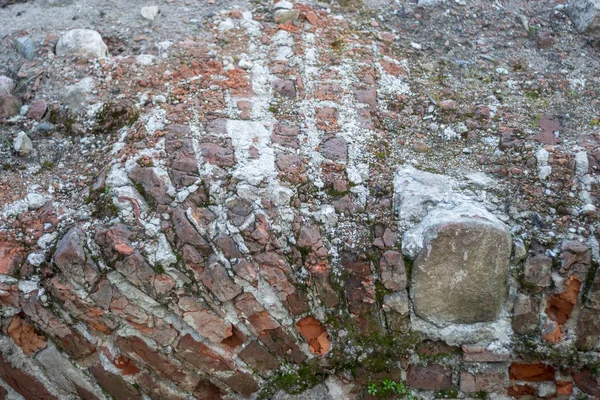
[536,147,549,165]
[539,165,552,180]
[37,233,58,250]
[18,279,39,294]
[496,67,509,75]
[56,29,108,58]
[238,58,253,70]
[27,253,46,267]
[13,131,33,156]
[26,193,47,210]
[136,54,156,65]
[410,42,423,50]
[218,19,235,31]
[155,234,177,268]
[274,1,293,10]
[141,6,159,20]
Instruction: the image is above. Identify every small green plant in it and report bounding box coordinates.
[368,383,378,396]
[366,379,415,399]
[474,390,491,400]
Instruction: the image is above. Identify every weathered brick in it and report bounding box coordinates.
[116,335,200,391]
[175,334,234,372]
[509,363,555,382]
[0,353,57,400]
[407,364,452,390]
[238,341,279,374]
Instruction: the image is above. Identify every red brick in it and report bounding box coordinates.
[0,353,57,400]
[509,363,555,382]
[89,363,142,400]
[116,335,200,391]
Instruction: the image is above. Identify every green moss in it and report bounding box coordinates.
[375,280,390,304]
[582,261,598,304]
[524,89,541,99]
[367,379,415,399]
[331,38,345,51]
[403,256,413,281]
[134,182,156,209]
[435,387,459,399]
[41,160,55,171]
[91,194,119,219]
[94,102,140,135]
[474,390,491,399]
[257,359,327,399]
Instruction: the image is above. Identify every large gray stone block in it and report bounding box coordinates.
[568,0,600,33]
[395,167,512,328]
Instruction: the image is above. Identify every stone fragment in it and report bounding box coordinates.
[16,36,35,60]
[462,346,510,362]
[407,364,452,390]
[537,31,554,48]
[408,205,511,326]
[379,250,407,291]
[321,137,347,162]
[315,107,339,133]
[273,0,293,10]
[175,334,234,372]
[274,9,300,23]
[129,166,173,206]
[296,316,330,355]
[224,371,259,397]
[55,29,109,58]
[60,77,94,113]
[201,257,242,302]
[567,0,600,33]
[27,99,47,120]
[116,335,200,391]
[199,142,235,167]
[7,316,47,355]
[0,353,57,400]
[382,292,410,333]
[178,296,233,343]
[560,240,591,276]
[354,88,377,108]
[89,363,143,400]
[0,76,14,95]
[394,166,453,228]
[36,346,99,397]
[272,79,296,99]
[193,380,224,400]
[0,84,21,119]
[523,254,552,288]
[459,365,508,393]
[574,367,600,396]
[509,363,555,382]
[586,266,600,310]
[13,131,33,156]
[412,141,429,153]
[439,100,457,110]
[238,341,279,374]
[258,327,306,364]
[140,5,159,20]
[512,294,539,335]
[53,227,100,286]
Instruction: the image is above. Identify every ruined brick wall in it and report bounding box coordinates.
[1,1,600,399]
